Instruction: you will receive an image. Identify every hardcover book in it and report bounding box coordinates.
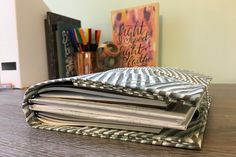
[111,3,159,67]
[55,22,80,78]
[45,12,81,79]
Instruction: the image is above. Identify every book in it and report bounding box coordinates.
[55,22,64,78]
[22,67,212,149]
[111,3,159,67]
[55,22,80,78]
[45,12,81,79]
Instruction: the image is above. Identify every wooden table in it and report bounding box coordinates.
[0,84,235,157]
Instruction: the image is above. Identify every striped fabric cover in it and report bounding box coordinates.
[22,67,211,149]
[76,67,211,105]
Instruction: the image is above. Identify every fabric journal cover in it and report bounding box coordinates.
[22,67,211,149]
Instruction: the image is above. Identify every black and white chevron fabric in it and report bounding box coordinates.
[22,67,211,149]
[75,67,211,105]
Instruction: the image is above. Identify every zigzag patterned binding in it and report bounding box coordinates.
[22,67,211,149]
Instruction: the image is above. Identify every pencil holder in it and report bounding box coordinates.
[76,51,93,75]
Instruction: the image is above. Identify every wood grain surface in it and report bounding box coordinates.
[0,84,235,157]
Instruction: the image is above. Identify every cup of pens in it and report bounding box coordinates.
[68,27,101,75]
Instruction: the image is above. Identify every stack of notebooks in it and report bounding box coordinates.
[22,67,211,149]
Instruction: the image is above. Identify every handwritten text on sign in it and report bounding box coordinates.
[118,21,153,66]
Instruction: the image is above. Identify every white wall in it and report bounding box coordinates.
[0,0,21,87]
[44,0,236,83]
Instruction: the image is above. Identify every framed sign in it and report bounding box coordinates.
[111,3,159,67]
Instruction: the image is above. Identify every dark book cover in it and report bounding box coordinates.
[55,22,80,78]
[45,12,81,79]
[44,19,52,78]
